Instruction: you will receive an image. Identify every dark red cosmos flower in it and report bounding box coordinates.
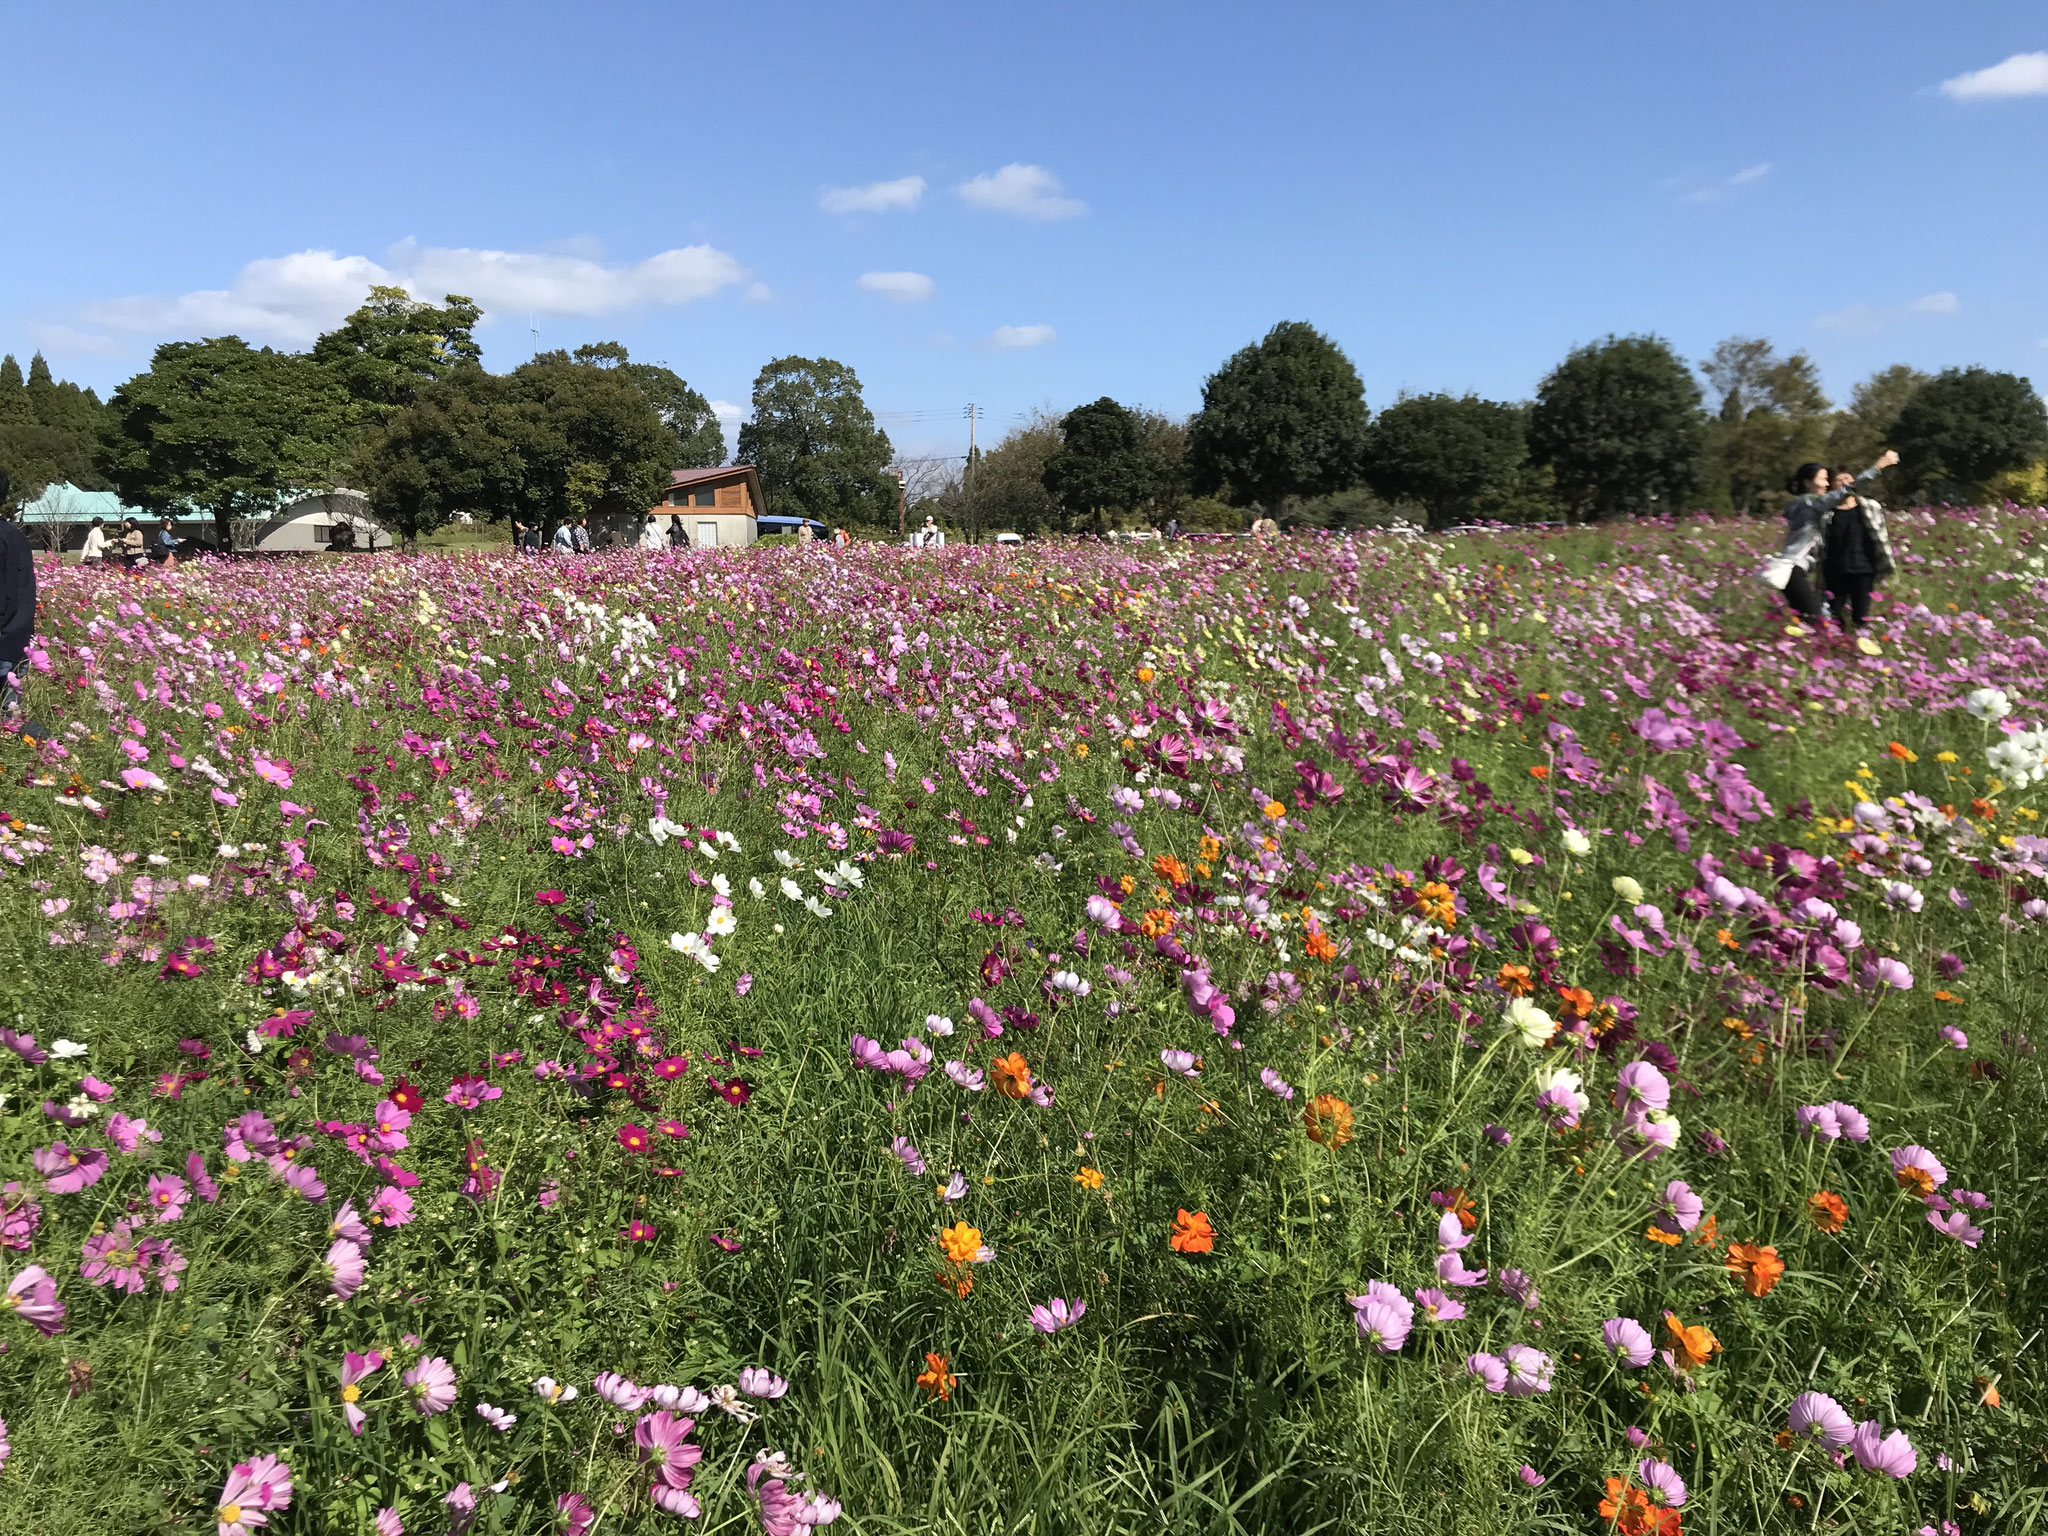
[708,1078,752,1107]
[389,1078,426,1114]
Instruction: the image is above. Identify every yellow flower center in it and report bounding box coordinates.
[341,1383,361,1402]
[220,1505,242,1524]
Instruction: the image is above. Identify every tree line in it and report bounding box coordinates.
[0,289,897,549]
[3,298,2044,548]
[925,324,2048,536]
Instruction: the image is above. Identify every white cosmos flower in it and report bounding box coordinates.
[1965,687,2012,722]
[778,878,802,901]
[1561,829,1591,857]
[804,896,833,918]
[711,873,732,897]
[706,906,737,937]
[748,878,766,899]
[773,849,798,868]
[51,1038,88,1059]
[1504,997,1557,1048]
[1611,875,1644,904]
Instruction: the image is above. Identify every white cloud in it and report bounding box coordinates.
[819,175,926,215]
[1939,51,2048,100]
[1676,162,1772,204]
[957,164,1086,220]
[989,323,1056,349]
[856,271,936,303]
[710,399,749,430]
[75,241,749,348]
[1816,291,1962,334]
[743,281,774,304]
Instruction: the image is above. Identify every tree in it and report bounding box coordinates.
[1697,337,1831,513]
[1188,321,1369,520]
[570,343,725,467]
[0,356,25,424]
[312,287,482,415]
[1134,410,1191,526]
[1826,364,1929,480]
[1891,367,2048,503]
[100,337,355,551]
[1529,334,1707,521]
[0,352,111,518]
[736,356,894,528]
[1360,393,1526,529]
[1042,397,1154,531]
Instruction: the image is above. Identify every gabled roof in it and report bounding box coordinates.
[657,464,765,516]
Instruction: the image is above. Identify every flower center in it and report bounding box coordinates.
[220,1505,242,1523]
[341,1384,361,1402]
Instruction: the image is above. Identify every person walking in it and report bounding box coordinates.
[80,516,108,566]
[1760,451,1899,634]
[156,518,181,567]
[521,521,540,555]
[0,474,35,722]
[511,519,529,553]
[1820,467,1894,635]
[667,515,689,550]
[551,520,575,555]
[639,514,664,552]
[119,517,146,569]
[572,517,592,555]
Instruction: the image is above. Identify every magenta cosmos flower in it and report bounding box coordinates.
[403,1355,458,1415]
[1788,1391,1853,1449]
[31,1142,108,1194]
[80,1223,148,1294]
[3,1263,66,1335]
[635,1408,705,1516]
[338,1349,384,1434]
[147,1173,189,1223]
[555,1492,595,1535]
[1031,1297,1088,1334]
[215,1452,292,1536]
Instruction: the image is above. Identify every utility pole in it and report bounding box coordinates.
[963,403,980,544]
[896,467,907,541]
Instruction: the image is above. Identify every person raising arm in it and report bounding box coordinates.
[1760,451,1899,634]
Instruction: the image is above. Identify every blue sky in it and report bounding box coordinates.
[3,1,2044,463]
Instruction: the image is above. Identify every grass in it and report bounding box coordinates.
[0,511,2042,1534]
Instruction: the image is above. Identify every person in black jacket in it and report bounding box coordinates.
[0,471,36,721]
[1820,468,1895,632]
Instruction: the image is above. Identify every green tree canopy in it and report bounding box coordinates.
[1890,367,2048,503]
[1188,321,1369,519]
[1826,364,1930,491]
[312,287,482,415]
[1529,334,1707,521]
[1042,397,1154,530]
[564,345,725,468]
[1360,393,1527,529]
[0,352,111,514]
[735,356,894,528]
[1698,337,1831,514]
[99,337,353,549]
[355,375,526,547]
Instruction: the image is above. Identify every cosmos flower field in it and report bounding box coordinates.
[0,510,2044,1535]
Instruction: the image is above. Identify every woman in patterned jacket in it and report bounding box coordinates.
[1760,450,1898,632]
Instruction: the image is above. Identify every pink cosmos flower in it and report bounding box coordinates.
[369,1185,415,1228]
[214,1452,292,1536]
[78,1075,115,1103]
[1518,1464,1546,1487]
[739,1367,790,1399]
[1789,1391,1853,1449]
[330,1201,372,1246]
[373,1509,402,1536]
[326,1239,367,1300]
[140,1235,186,1291]
[0,1415,8,1474]
[1435,1251,1488,1288]
[277,1161,326,1203]
[444,1484,477,1536]
[1258,1067,1296,1099]
[338,1349,384,1434]
[403,1355,458,1415]
[476,1402,518,1432]
[81,1222,149,1294]
[1501,1344,1552,1397]
[890,1137,926,1176]
[1638,1458,1686,1507]
[1602,1317,1654,1368]
[623,1219,658,1242]
[1865,957,1914,991]
[1652,1179,1702,1235]
[635,1408,706,1507]
[1613,1061,1670,1114]
[0,1184,41,1250]
[556,1492,595,1535]
[594,1372,653,1411]
[443,1075,502,1110]
[1927,1209,1983,1247]
[32,1142,108,1194]
[1890,1145,1948,1192]
[1498,1269,1539,1310]
[187,1152,221,1203]
[1030,1297,1088,1334]
[1939,1025,1968,1051]
[1465,1352,1508,1393]
[746,1451,840,1534]
[3,1263,66,1335]
[1414,1287,1465,1322]
[147,1172,189,1223]
[1849,1420,1917,1477]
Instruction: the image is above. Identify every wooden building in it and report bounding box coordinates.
[616,465,764,549]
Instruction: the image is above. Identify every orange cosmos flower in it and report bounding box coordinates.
[915,1352,956,1400]
[1662,1312,1722,1371]
[1169,1209,1214,1254]
[1528,764,1549,780]
[1441,1187,1478,1231]
[1691,1214,1720,1250]
[989,1053,1032,1099]
[1152,853,1189,886]
[1262,799,1287,820]
[1644,1224,1682,1247]
[1135,666,1155,684]
[1599,1477,1681,1535]
[1304,928,1338,963]
[1496,963,1534,997]
[1555,984,1595,1019]
[1888,741,1917,762]
[1807,1191,1848,1234]
[1073,1167,1103,1190]
[1975,1376,2002,1409]
[1138,908,1177,938]
[1416,881,1458,926]
[1303,1093,1354,1148]
[1726,1242,1785,1298]
[939,1221,985,1265]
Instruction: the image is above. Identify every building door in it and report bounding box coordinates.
[697,520,718,548]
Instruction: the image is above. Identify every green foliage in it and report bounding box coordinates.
[311,287,483,415]
[98,336,355,549]
[1188,321,1369,518]
[570,344,727,469]
[1891,367,2048,503]
[0,352,112,513]
[1827,364,1931,501]
[736,355,895,527]
[354,377,523,547]
[1530,333,1707,520]
[1043,397,1155,530]
[1699,337,1832,515]
[1361,393,1527,529]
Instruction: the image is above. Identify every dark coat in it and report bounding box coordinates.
[0,519,36,664]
